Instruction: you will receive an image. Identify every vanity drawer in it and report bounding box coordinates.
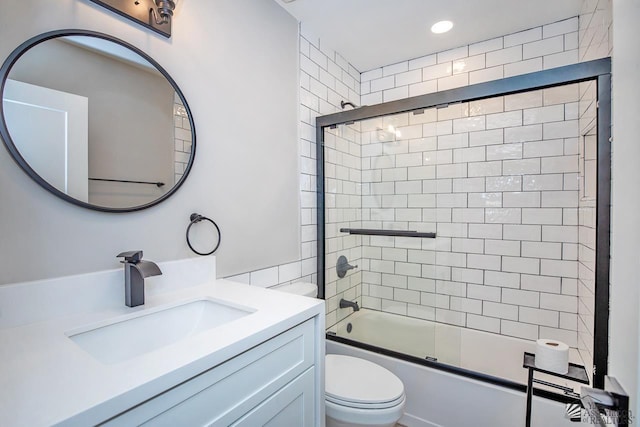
[104,319,315,426]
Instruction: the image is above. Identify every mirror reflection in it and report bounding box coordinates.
[1,33,194,211]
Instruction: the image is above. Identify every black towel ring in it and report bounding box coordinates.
[186,213,221,256]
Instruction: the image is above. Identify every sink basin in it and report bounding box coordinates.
[68,299,254,364]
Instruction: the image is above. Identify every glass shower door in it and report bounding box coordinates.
[323,79,598,392]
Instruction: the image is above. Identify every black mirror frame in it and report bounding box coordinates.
[0,29,196,213]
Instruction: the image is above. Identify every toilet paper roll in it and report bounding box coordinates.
[535,339,569,374]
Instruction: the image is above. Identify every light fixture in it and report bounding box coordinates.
[431,20,453,34]
[88,0,179,38]
[150,0,176,25]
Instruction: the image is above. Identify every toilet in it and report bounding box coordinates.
[325,354,405,427]
[275,282,406,427]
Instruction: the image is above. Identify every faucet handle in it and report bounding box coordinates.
[117,250,143,263]
[336,255,358,278]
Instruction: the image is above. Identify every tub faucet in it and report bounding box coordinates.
[116,250,162,307]
[339,298,360,312]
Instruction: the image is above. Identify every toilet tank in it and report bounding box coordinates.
[274,282,317,298]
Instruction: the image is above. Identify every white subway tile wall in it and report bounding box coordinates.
[574,0,611,380]
[324,122,364,326]
[579,0,612,63]
[301,28,363,329]
[357,85,581,345]
[173,95,191,184]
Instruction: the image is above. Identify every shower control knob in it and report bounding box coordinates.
[336,255,358,278]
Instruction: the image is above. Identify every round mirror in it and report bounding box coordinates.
[0,30,195,212]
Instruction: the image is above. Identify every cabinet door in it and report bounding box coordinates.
[231,367,315,427]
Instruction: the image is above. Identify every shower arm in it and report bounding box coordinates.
[340,100,358,110]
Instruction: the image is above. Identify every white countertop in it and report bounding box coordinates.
[0,258,324,426]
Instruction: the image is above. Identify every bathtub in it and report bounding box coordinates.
[327,308,586,397]
[327,339,591,427]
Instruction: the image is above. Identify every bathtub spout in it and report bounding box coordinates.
[340,298,360,312]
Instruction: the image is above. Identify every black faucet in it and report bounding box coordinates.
[339,298,360,312]
[116,250,162,307]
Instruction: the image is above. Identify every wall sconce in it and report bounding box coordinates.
[89,0,179,38]
[150,0,176,25]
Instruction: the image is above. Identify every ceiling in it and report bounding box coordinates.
[277,0,583,72]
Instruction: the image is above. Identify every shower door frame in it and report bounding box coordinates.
[316,58,611,390]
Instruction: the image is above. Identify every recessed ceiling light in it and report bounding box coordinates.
[431,20,453,34]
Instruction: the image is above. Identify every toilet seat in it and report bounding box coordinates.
[325,354,405,409]
[326,393,405,409]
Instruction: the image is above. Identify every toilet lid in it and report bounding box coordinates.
[325,355,404,407]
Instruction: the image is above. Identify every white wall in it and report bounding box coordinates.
[225,26,362,305]
[610,0,640,414]
[0,0,300,284]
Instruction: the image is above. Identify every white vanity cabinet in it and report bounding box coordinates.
[103,318,320,426]
[0,259,325,426]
